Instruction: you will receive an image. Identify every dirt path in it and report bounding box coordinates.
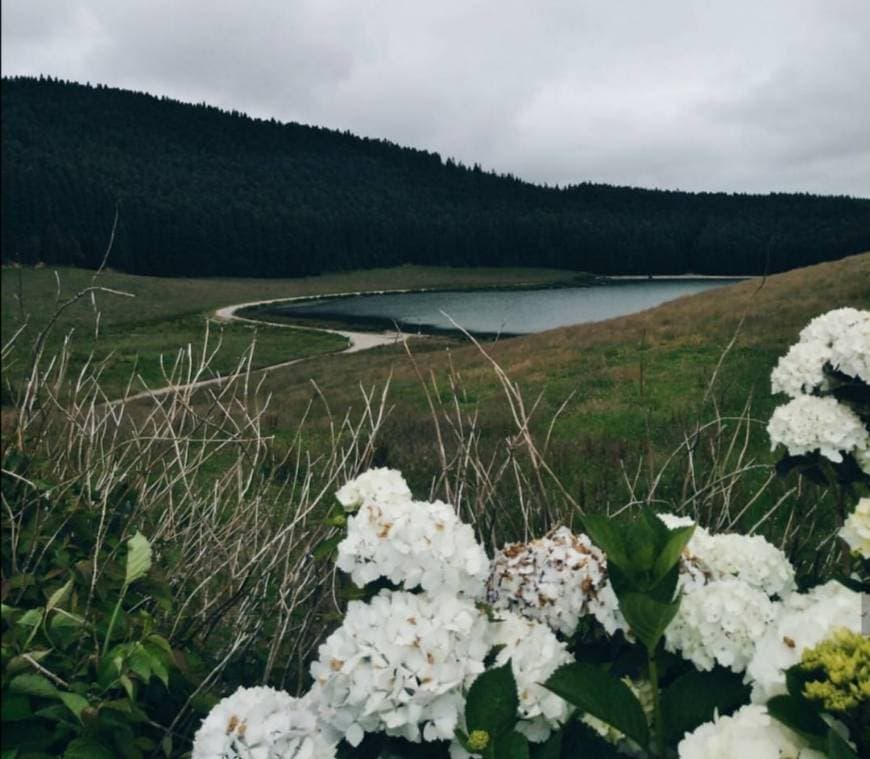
[118,293,412,403]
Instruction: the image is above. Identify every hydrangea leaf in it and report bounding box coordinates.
[464,660,518,740]
[493,730,529,759]
[826,727,859,759]
[653,525,695,581]
[619,592,680,652]
[766,695,828,751]
[543,662,650,750]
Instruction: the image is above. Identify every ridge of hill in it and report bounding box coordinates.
[3,76,869,279]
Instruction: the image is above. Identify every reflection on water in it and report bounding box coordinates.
[270,280,741,335]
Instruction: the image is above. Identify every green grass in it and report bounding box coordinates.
[210,253,869,528]
[1,264,576,400]
[4,254,868,531]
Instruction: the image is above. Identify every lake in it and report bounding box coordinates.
[265,279,742,336]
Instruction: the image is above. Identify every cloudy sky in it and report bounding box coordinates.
[3,0,868,196]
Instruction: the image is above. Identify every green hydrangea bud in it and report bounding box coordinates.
[467,729,490,751]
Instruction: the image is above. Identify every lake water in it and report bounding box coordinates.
[269,279,741,335]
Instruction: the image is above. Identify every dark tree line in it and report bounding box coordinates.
[2,76,868,278]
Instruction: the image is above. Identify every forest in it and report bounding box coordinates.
[2,76,869,278]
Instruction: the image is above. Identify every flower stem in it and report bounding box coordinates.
[648,645,664,758]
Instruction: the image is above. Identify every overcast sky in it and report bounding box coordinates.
[3,0,868,196]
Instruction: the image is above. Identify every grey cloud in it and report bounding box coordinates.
[2,0,868,196]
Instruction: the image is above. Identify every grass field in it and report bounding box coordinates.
[1,264,577,400]
[207,253,870,539]
[4,254,868,528]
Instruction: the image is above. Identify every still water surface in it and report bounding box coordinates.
[271,279,740,335]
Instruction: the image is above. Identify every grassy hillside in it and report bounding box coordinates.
[0,264,575,401]
[221,253,869,519]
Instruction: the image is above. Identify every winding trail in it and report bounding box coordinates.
[118,291,414,404]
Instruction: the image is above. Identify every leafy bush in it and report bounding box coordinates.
[1,463,213,757]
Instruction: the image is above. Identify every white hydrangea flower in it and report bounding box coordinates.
[335,468,412,512]
[745,580,864,703]
[310,590,490,746]
[770,340,832,397]
[665,578,777,673]
[656,513,794,598]
[828,311,870,382]
[337,498,489,597]
[677,703,825,758]
[485,527,623,636]
[857,446,870,475]
[192,686,336,759]
[767,395,868,463]
[690,532,795,599]
[839,498,870,558]
[799,307,867,347]
[486,612,574,742]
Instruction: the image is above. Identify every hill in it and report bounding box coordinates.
[3,76,869,278]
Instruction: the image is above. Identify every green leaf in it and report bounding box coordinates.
[652,525,695,581]
[145,648,170,687]
[661,667,751,745]
[124,532,152,585]
[582,515,633,570]
[119,674,135,700]
[1,603,19,621]
[63,737,116,759]
[58,692,90,722]
[766,695,827,750]
[465,661,519,739]
[313,534,343,561]
[15,608,43,628]
[529,730,561,758]
[826,727,859,759]
[46,578,74,613]
[1,694,31,722]
[145,634,173,656]
[493,731,529,759]
[8,673,59,700]
[619,593,680,651]
[128,648,152,682]
[5,650,51,675]
[544,662,650,749]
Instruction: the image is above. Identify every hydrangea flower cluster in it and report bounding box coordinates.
[800,627,870,713]
[767,308,870,466]
[191,686,336,759]
[677,703,825,758]
[192,465,864,756]
[657,513,795,598]
[485,612,574,742]
[767,395,868,464]
[839,497,870,558]
[771,307,870,396]
[335,467,412,512]
[484,527,623,636]
[664,578,778,672]
[337,496,490,597]
[310,589,490,746]
[745,581,864,704]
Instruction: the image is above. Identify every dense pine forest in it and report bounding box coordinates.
[2,76,869,278]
